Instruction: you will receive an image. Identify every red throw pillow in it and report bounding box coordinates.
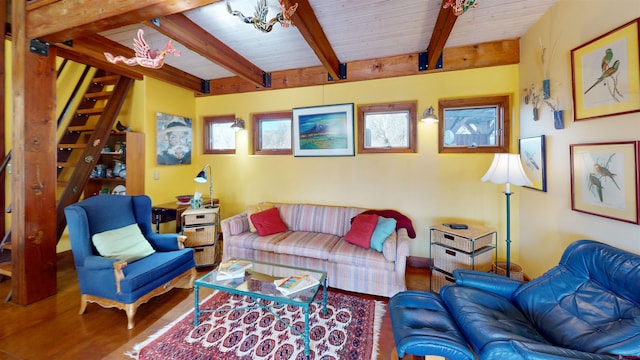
[250,207,288,236]
[344,214,379,248]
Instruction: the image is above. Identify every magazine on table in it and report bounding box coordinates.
[216,259,252,280]
[274,274,319,295]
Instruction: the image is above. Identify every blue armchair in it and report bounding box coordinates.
[390,240,640,359]
[64,195,196,329]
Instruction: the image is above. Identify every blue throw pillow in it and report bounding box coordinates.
[370,217,397,252]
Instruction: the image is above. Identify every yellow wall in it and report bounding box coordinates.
[518,0,640,276]
[195,66,521,258]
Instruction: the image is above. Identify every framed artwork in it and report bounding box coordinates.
[571,18,640,121]
[570,141,640,224]
[519,135,547,192]
[156,112,192,165]
[292,103,355,157]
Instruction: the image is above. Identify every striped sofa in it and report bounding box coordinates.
[220,203,410,297]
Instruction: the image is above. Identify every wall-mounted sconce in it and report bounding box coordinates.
[230,118,245,131]
[421,106,438,123]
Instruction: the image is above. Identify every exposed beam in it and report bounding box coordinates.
[55,35,206,94]
[426,1,459,71]
[27,0,221,43]
[284,0,341,81]
[145,13,265,88]
[207,39,519,96]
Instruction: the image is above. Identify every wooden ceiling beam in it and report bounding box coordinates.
[284,0,341,81]
[206,39,519,96]
[145,14,265,88]
[426,1,458,70]
[27,0,221,43]
[55,34,206,94]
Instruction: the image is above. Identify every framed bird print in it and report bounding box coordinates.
[571,18,640,121]
[570,141,640,224]
[519,135,546,192]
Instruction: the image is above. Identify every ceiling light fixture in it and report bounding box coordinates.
[226,0,298,33]
[421,106,439,123]
[104,29,180,69]
[443,0,479,16]
[230,118,245,131]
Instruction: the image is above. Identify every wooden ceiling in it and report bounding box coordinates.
[24,0,557,96]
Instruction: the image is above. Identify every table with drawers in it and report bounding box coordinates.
[430,224,497,293]
[181,207,220,267]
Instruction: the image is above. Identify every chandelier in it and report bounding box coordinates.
[226,0,298,33]
[443,0,479,16]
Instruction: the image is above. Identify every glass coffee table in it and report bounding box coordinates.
[194,258,327,357]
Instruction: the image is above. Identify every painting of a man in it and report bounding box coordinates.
[157,113,192,165]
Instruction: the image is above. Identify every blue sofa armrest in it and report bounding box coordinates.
[453,269,523,299]
[145,232,182,251]
[508,341,618,360]
[82,254,118,270]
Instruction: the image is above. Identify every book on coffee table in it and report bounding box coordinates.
[216,259,252,280]
[274,274,319,295]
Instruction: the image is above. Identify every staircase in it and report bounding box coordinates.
[56,69,134,240]
[0,66,134,301]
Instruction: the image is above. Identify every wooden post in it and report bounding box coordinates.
[11,0,57,304]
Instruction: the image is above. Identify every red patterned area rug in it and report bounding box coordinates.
[127,290,385,360]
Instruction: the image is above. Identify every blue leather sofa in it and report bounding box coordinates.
[390,240,640,359]
[64,195,197,329]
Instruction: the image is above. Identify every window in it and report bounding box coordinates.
[203,115,236,154]
[357,101,417,154]
[438,95,510,153]
[252,111,292,155]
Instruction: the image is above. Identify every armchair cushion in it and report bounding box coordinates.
[92,223,155,263]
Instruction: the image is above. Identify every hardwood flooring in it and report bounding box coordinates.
[0,252,431,359]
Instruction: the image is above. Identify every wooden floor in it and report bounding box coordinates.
[0,252,431,360]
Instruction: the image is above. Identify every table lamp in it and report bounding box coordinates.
[481,153,532,277]
[194,164,213,208]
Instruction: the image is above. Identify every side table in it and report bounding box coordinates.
[151,198,219,233]
[430,224,496,293]
[182,207,220,267]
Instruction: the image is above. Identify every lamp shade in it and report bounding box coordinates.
[194,170,207,183]
[481,153,532,190]
[421,106,438,122]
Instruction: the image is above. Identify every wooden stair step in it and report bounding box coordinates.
[0,262,11,277]
[92,75,119,85]
[58,143,86,149]
[76,108,104,115]
[67,125,95,132]
[84,91,112,100]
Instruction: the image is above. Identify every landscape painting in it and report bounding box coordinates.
[293,104,354,157]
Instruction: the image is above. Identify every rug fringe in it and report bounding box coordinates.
[124,291,218,359]
[371,300,387,360]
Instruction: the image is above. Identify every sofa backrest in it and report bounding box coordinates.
[514,240,640,355]
[281,203,364,237]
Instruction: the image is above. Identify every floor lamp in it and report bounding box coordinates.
[481,153,532,278]
[194,164,214,208]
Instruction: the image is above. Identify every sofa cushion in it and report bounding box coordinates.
[246,202,274,232]
[92,223,155,263]
[370,216,397,252]
[329,238,394,271]
[274,231,341,260]
[274,203,300,229]
[295,204,351,236]
[441,286,549,355]
[344,214,378,248]
[250,207,288,236]
[382,231,397,261]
